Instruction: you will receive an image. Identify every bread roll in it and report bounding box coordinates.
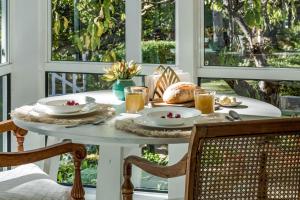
[163,82,197,104]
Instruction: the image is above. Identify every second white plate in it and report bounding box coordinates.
[134,115,199,129]
[33,104,98,117]
[135,107,202,128]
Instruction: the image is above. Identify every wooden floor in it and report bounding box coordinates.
[85,187,167,200]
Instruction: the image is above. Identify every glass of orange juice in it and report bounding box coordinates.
[125,87,145,113]
[194,89,215,114]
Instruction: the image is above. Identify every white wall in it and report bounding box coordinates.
[10,0,45,151]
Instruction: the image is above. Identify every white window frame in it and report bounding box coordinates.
[44,0,181,76]
[0,0,10,154]
[198,0,300,82]
[44,0,300,82]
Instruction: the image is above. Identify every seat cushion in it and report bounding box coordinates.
[0,164,70,200]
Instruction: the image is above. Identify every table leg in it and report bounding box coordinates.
[43,136,62,180]
[168,144,188,199]
[123,146,142,189]
[96,145,123,200]
[96,144,140,200]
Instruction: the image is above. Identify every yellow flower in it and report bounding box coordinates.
[102,60,141,82]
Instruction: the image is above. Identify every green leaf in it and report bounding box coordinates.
[121,13,126,21]
[62,16,69,31]
[96,22,104,37]
[245,10,257,28]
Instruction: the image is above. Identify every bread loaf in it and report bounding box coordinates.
[163,82,197,104]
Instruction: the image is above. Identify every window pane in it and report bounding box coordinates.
[200,78,300,116]
[47,72,167,191]
[47,72,113,96]
[47,72,144,187]
[51,0,125,62]
[0,0,8,64]
[48,72,109,187]
[0,75,9,154]
[204,0,300,68]
[142,0,175,64]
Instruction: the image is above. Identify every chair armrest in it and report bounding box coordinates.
[0,120,28,152]
[124,154,187,179]
[122,154,187,200]
[0,120,18,133]
[0,140,86,167]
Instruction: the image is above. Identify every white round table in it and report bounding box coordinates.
[12,91,281,200]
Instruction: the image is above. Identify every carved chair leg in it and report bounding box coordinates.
[122,161,134,200]
[14,127,28,152]
[71,145,87,200]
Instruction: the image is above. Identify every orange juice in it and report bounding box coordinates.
[194,91,215,114]
[125,93,145,113]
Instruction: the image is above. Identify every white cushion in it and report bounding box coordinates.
[0,164,70,200]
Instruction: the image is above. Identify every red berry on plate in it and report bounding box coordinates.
[175,114,181,118]
[167,112,173,118]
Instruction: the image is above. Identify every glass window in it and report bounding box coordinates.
[200,78,300,116]
[47,72,168,191]
[0,75,9,154]
[47,72,112,187]
[0,0,8,64]
[51,0,125,62]
[204,0,300,68]
[142,0,175,64]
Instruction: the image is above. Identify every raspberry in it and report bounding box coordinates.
[167,112,173,118]
[175,114,181,118]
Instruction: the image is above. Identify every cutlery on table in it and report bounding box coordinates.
[229,110,242,121]
[225,115,235,122]
[65,118,106,128]
[86,96,96,103]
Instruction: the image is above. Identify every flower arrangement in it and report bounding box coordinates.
[102,60,141,82]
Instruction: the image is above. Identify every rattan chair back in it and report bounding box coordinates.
[186,118,300,200]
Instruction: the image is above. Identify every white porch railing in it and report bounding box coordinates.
[50,73,87,96]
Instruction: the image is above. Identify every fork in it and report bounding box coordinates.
[65,118,106,128]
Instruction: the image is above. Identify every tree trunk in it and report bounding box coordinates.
[223,7,280,106]
[213,10,225,49]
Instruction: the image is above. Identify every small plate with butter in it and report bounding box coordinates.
[216,96,242,107]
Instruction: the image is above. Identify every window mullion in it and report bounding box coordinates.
[125,0,142,63]
[176,0,198,82]
[1,0,8,63]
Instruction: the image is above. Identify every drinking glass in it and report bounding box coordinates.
[194,89,215,114]
[124,87,145,113]
[130,86,149,105]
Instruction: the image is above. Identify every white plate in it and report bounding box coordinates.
[134,115,199,129]
[33,105,98,117]
[138,107,201,127]
[217,101,242,107]
[37,96,96,114]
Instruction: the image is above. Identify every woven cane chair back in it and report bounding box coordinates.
[186,119,300,200]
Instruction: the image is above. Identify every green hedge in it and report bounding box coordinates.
[142,40,175,64]
[114,40,175,64]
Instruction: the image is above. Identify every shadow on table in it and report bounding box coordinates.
[220,105,249,109]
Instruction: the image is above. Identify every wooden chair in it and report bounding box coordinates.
[0,120,86,200]
[122,118,300,200]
